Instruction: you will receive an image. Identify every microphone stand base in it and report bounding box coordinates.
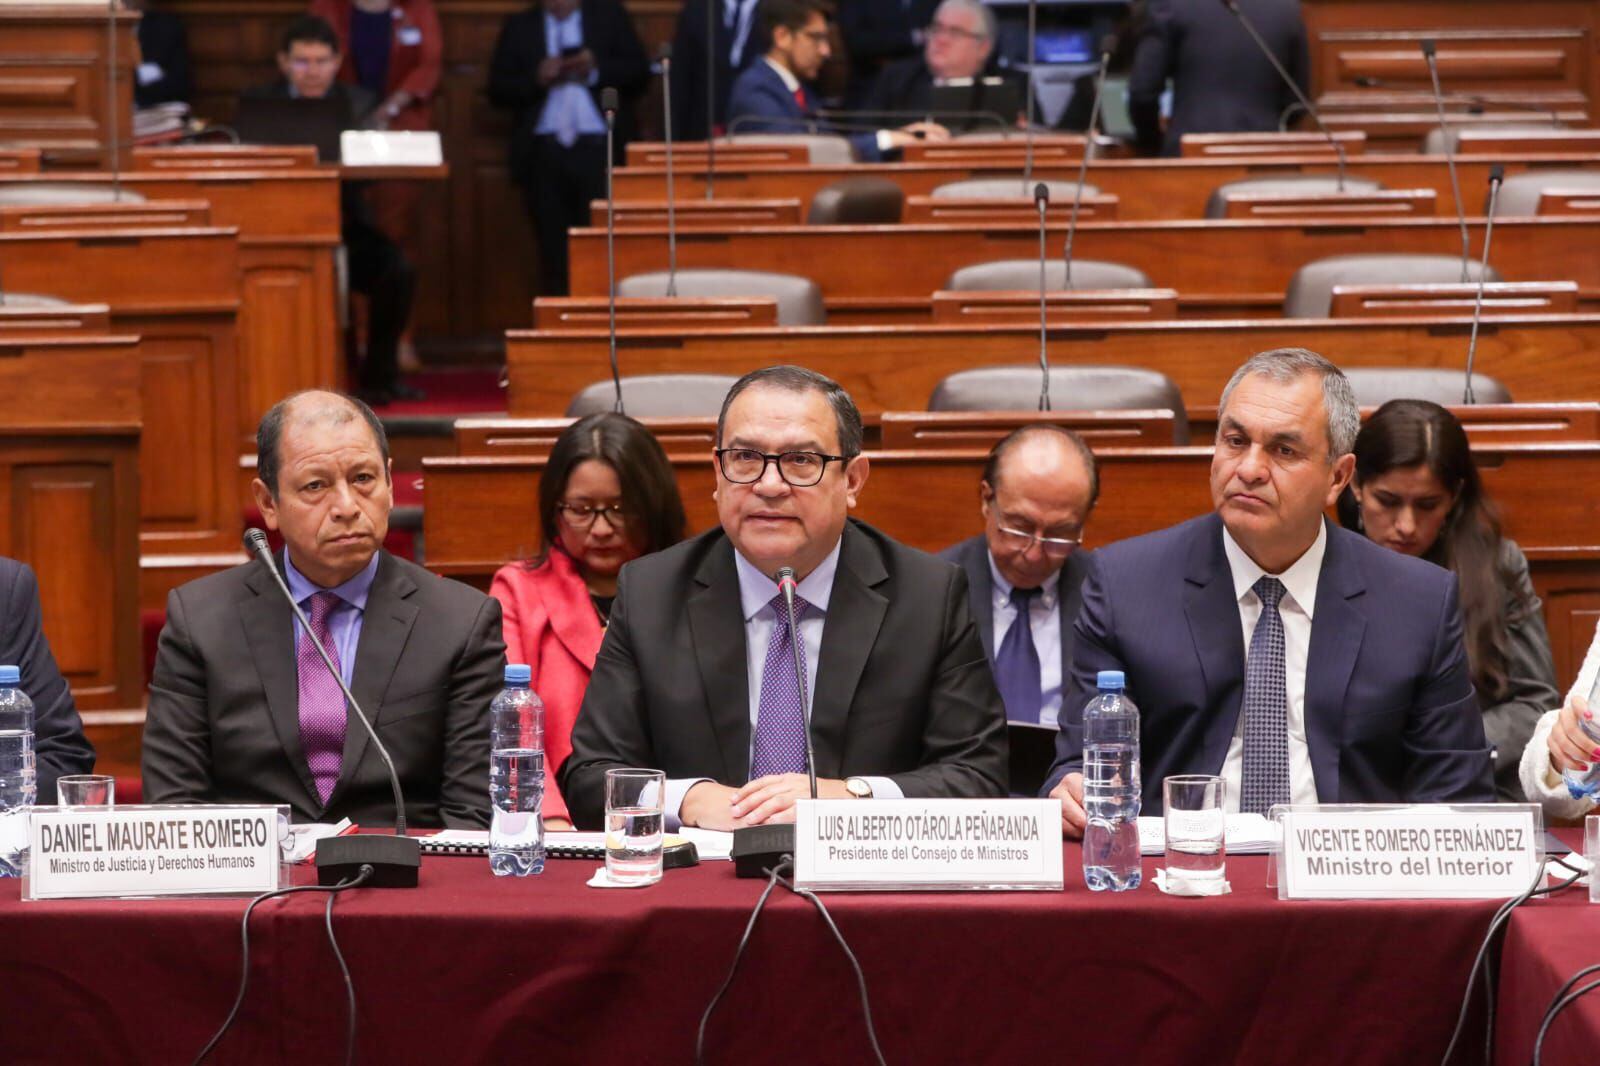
[731,823,795,879]
[316,833,422,888]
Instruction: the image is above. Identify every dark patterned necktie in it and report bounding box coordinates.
[994,586,1043,723]
[750,592,811,779]
[1241,576,1291,814]
[297,591,347,806]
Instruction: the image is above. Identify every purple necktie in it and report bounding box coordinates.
[750,592,811,780]
[297,591,347,807]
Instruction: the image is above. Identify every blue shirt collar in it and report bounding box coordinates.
[284,550,380,613]
[734,536,841,622]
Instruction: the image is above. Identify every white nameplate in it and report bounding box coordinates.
[1278,805,1542,900]
[23,805,287,901]
[340,130,444,167]
[793,798,1062,891]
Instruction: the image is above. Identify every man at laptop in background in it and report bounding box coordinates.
[238,16,420,406]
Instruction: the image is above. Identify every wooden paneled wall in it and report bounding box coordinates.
[0,9,137,168]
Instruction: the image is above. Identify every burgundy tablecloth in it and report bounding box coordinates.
[1,846,1504,1065]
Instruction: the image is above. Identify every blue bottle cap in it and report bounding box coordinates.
[0,665,18,685]
[1096,670,1125,691]
[504,664,532,685]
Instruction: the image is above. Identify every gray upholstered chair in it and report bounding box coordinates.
[1421,122,1565,155]
[931,178,1100,200]
[806,177,904,224]
[0,184,146,205]
[928,365,1190,443]
[725,132,854,164]
[0,293,70,308]
[617,268,826,325]
[565,373,740,417]
[1492,169,1600,216]
[1203,175,1384,219]
[1284,254,1502,318]
[1342,368,1511,407]
[944,259,1152,292]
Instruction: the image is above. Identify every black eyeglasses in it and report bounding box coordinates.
[556,502,632,529]
[714,448,850,487]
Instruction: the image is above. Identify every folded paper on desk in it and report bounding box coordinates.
[1138,813,1279,855]
[423,830,706,866]
[285,818,355,863]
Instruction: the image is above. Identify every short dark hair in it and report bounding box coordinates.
[536,413,687,562]
[981,424,1100,511]
[715,364,863,458]
[759,0,831,41]
[256,390,389,498]
[280,15,340,54]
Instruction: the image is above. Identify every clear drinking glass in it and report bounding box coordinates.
[605,768,664,885]
[56,774,115,809]
[1164,774,1226,881]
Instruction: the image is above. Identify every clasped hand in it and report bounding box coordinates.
[681,774,851,830]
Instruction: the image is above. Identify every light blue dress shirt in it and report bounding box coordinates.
[284,551,380,686]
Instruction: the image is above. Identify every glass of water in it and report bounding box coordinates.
[605,768,664,885]
[1164,774,1226,882]
[56,774,115,809]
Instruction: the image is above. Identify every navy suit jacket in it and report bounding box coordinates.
[0,558,95,803]
[1041,514,1494,811]
[725,58,882,162]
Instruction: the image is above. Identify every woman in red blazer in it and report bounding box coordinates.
[308,0,442,131]
[490,413,686,826]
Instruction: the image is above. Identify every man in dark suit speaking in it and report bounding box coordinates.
[560,366,1007,830]
[142,390,506,827]
[1044,349,1493,835]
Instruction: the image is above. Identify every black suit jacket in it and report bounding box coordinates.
[863,57,1031,131]
[488,0,649,181]
[838,0,941,105]
[142,551,506,828]
[1127,0,1308,156]
[938,535,1091,710]
[667,0,770,140]
[0,558,95,804]
[1042,514,1495,811]
[135,9,192,108]
[559,520,1008,828]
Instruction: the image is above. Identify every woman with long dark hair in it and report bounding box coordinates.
[1337,399,1558,800]
[490,413,686,825]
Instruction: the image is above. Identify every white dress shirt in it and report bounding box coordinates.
[663,538,902,827]
[986,550,1063,726]
[1217,523,1325,812]
[535,8,605,147]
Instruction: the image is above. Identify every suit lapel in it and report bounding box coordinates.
[238,557,319,809]
[962,538,996,660]
[687,538,753,783]
[543,553,604,670]
[1182,517,1247,773]
[1057,549,1091,682]
[1305,523,1365,804]
[812,524,890,778]
[328,554,420,808]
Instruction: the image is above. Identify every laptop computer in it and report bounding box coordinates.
[1008,720,1060,798]
[233,95,348,163]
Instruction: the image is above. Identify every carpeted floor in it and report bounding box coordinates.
[370,366,506,417]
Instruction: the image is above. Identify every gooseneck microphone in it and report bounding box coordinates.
[1034,183,1052,412]
[705,0,717,200]
[1021,0,1040,190]
[658,44,679,296]
[1064,41,1113,289]
[1221,0,1345,190]
[1421,40,1471,282]
[1463,165,1505,405]
[242,528,420,888]
[601,87,624,414]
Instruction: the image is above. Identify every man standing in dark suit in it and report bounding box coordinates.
[725,0,947,162]
[1128,0,1308,156]
[126,0,192,108]
[668,0,769,141]
[560,365,1007,830]
[0,558,95,804]
[1044,349,1494,835]
[488,0,649,295]
[143,391,506,827]
[939,425,1097,727]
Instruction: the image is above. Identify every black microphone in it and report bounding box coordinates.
[1064,41,1112,290]
[1034,182,1052,412]
[704,0,717,200]
[241,528,421,888]
[601,87,624,414]
[1221,0,1345,190]
[1421,39,1471,282]
[658,44,679,296]
[1463,164,1505,405]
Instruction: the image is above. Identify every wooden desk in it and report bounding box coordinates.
[568,216,1600,319]
[504,314,1600,415]
[0,7,136,167]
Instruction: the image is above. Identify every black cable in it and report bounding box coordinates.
[695,860,787,1066]
[193,865,373,1066]
[1533,966,1600,1064]
[775,870,888,1066]
[326,882,359,1066]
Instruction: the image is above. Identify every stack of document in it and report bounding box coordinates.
[1136,813,1280,855]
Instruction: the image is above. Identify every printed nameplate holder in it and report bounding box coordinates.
[793,798,1062,891]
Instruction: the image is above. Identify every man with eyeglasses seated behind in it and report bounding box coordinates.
[559,365,1008,830]
[938,425,1099,728]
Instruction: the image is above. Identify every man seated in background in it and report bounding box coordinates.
[863,0,1023,130]
[239,16,419,406]
[725,0,949,162]
[143,390,506,828]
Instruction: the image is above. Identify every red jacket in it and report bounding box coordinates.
[310,0,443,131]
[489,549,603,822]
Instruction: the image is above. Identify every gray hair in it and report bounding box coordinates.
[1218,348,1359,458]
[935,0,996,41]
[716,365,864,458]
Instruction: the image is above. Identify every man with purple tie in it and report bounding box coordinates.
[559,366,1006,830]
[142,390,506,827]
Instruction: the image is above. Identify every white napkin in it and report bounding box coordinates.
[585,866,657,889]
[1154,867,1232,896]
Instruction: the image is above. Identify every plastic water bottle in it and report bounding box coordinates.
[489,664,545,876]
[1560,672,1600,799]
[0,665,37,878]
[1082,669,1142,892]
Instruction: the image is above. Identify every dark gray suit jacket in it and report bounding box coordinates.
[938,535,1091,705]
[0,557,95,803]
[142,551,506,828]
[559,519,1008,828]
